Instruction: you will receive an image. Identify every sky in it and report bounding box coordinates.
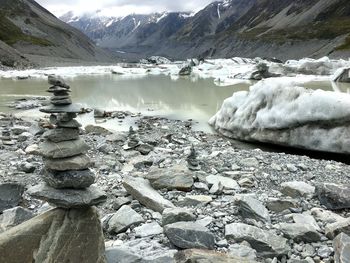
[36,0,216,17]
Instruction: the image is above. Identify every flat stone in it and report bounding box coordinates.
[266,198,299,213]
[177,195,212,207]
[57,119,82,128]
[27,183,107,208]
[317,183,350,210]
[146,166,194,191]
[278,223,322,242]
[43,169,95,189]
[123,176,175,213]
[44,154,93,171]
[174,249,258,263]
[325,218,350,239]
[293,212,321,231]
[281,181,315,198]
[50,95,70,101]
[333,233,350,263]
[236,195,271,223]
[47,86,70,94]
[311,207,345,224]
[85,125,112,135]
[48,75,70,88]
[51,98,72,106]
[0,207,106,263]
[0,183,24,213]
[38,138,89,159]
[205,174,240,190]
[225,223,290,258]
[162,208,196,226]
[40,103,82,114]
[106,205,143,234]
[136,144,154,155]
[164,221,215,249]
[134,222,163,237]
[0,207,34,232]
[43,128,80,142]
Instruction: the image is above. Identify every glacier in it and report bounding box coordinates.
[209,77,350,154]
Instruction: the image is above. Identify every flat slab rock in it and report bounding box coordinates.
[164,221,215,249]
[38,138,89,159]
[43,128,80,143]
[0,207,106,263]
[43,169,95,189]
[106,205,143,234]
[44,154,93,171]
[236,195,271,223]
[27,183,107,208]
[317,183,350,210]
[40,103,83,114]
[225,223,290,258]
[123,176,175,213]
[0,183,24,213]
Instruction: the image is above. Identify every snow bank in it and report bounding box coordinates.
[209,77,350,154]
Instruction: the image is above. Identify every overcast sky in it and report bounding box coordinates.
[36,0,216,17]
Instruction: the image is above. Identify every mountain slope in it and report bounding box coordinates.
[0,0,114,67]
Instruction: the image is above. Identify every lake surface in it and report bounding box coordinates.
[1,75,349,132]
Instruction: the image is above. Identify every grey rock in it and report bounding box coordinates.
[18,162,36,173]
[266,198,299,213]
[43,169,95,189]
[228,242,257,261]
[317,245,333,258]
[325,218,350,239]
[311,207,345,224]
[136,144,154,155]
[51,98,72,105]
[146,166,194,191]
[85,125,112,135]
[134,222,163,237]
[44,154,93,171]
[40,103,83,114]
[113,196,133,210]
[0,207,34,232]
[239,157,259,168]
[0,183,24,213]
[123,176,175,213]
[43,128,79,142]
[317,183,350,210]
[162,207,196,226]
[333,233,350,263]
[177,195,212,207]
[179,65,192,76]
[278,223,322,242]
[107,205,143,234]
[0,208,106,263]
[37,138,89,159]
[236,195,271,223]
[27,183,107,208]
[205,174,239,190]
[48,75,70,88]
[174,249,258,263]
[56,119,82,128]
[281,181,315,198]
[164,221,215,249]
[225,223,290,257]
[293,213,321,231]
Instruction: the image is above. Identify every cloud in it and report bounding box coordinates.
[36,0,215,17]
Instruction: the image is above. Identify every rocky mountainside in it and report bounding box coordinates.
[62,0,350,60]
[0,0,114,68]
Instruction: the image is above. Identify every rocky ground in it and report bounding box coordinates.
[0,111,349,263]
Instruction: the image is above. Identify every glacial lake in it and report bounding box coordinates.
[1,74,350,133]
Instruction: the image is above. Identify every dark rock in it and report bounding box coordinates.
[106,205,143,234]
[0,208,106,263]
[162,208,196,226]
[334,68,350,83]
[43,169,95,189]
[123,176,175,213]
[37,138,89,158]
[333,233,350,263]
[179,65,192,76]
[48,75,70,89]
[266,198,299,213]
[0,183,24,213]
[317,183,350,210]
[44,154,93,171]
[225,223,290,257]
[174,249,258,263]
[136,144,154,155]
[43,128,80,143]
[40,104,82,114]
[18,162,36,173]
[0,207,34,232]
[85,125,112,135]
[236,195,271,223]
[56,119,82,128]
[51,98,72,106]
[27,183,106,208]
[47,86,70,94]
[164,221,215,249]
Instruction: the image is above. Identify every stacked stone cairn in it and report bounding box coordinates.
[27,75,107,208]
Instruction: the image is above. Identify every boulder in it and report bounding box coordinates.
[164,221,215,249]
[162,208,196,226]
[48,75,70,88]
[174,249,258,263]
[43,128,79,142]
[43,169,95,189]
[123,176,175,213]
[27,183,107,208]
[0,208,106,263]
[44,154,93,171]
[37,138,89,159]
[333,233,350,263]
[281,181,315,198]
[278,223,321,242]
[106,205,143,234]
[236,195,271,223]
[225,223,290,257]
[0,183,24,213]
[317,183,350,210]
